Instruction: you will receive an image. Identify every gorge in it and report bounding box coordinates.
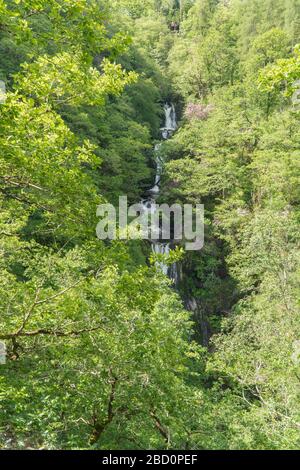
[0,0,299,451]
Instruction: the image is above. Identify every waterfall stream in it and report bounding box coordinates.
[141,103,178,278]
[143,105,207,343]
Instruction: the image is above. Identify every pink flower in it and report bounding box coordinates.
[184,103,214,121]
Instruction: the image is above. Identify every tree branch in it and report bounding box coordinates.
[150,411,170,446]
[90,370,118,445]
[0,324,106,341]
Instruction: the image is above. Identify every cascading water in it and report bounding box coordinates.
[141,103,178,279]
[163,103,177,135]
[141,104,207,342]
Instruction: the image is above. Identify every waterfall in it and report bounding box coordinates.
[142,103,178,278]
[163,103,177,134]
[152,243,170,276]
[143,105,205,340]
[149,144,163,195]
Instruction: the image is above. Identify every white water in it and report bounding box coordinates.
[152,242,170,276]
[142,103,178,278]
[162,103,177,134]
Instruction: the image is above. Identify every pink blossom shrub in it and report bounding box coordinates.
[184,103,214,121]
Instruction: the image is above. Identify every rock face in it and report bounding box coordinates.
[186,298,210,347]
[0,341,6,364]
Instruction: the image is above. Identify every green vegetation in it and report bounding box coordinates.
[0,0,299,450]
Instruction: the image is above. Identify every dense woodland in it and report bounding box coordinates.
[0,0,300,450]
